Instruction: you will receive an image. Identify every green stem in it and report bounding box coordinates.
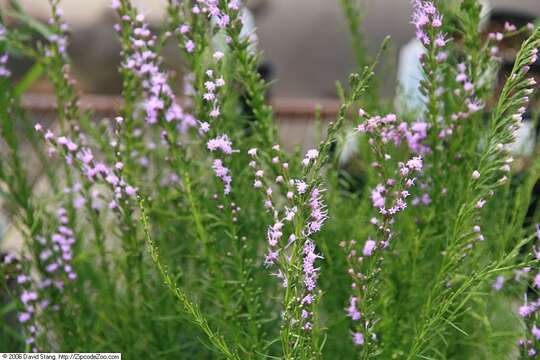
[139,199,240,360]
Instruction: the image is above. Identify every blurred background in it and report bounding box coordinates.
[1,0,539,98]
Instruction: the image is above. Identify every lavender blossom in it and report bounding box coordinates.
[300,239,322,330]
[0,25,11,78]
[412,1,445,47]
[3,255,41,352]
[116,9,196,132]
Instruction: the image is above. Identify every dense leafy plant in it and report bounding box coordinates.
[1,0,540,358]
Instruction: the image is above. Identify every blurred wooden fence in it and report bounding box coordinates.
[22,93,341,150]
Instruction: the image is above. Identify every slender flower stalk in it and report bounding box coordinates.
[248,144,327,358]
[345,111,423,354]
[2,255,41,352]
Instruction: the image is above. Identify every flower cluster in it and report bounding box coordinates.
[203,66,234,194]
[346,111,425,346]
[519,297,540,318]
[249,146,303,264]
[406,121,430,154]
[249,145,327,334]
[346,295,361,321]
[302,149,319,167]
[207,134,233,154]
[515,227,540,357]
[195,0,237,29]
[301,239,322,330]
[357,112,431,155]
[248,146,292,265]
[7,218,77,351]
[0,25,11,78]
[174,0,237,196]
[115,9,196,132]
[172,1,245,197]
[304,187,328,236]
[431,61,486,142]
[371,156,422,216]
[517,292,540,356]
[203,67,226,121]
[35,124,137,207]
[178,0,243,58]
[412,0,445,47]
[455,63,483,111]
[357,112,425,217]
[47,33,68,58]
[177,22,195,54]
[45,7,69,57]
[212,159,232,195]
[178,0,240,51]
[38,207,78,286]
[2,255,40,352]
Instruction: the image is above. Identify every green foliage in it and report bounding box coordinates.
[0,1,539,359]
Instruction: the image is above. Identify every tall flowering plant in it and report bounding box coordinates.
[0,0,539,359]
